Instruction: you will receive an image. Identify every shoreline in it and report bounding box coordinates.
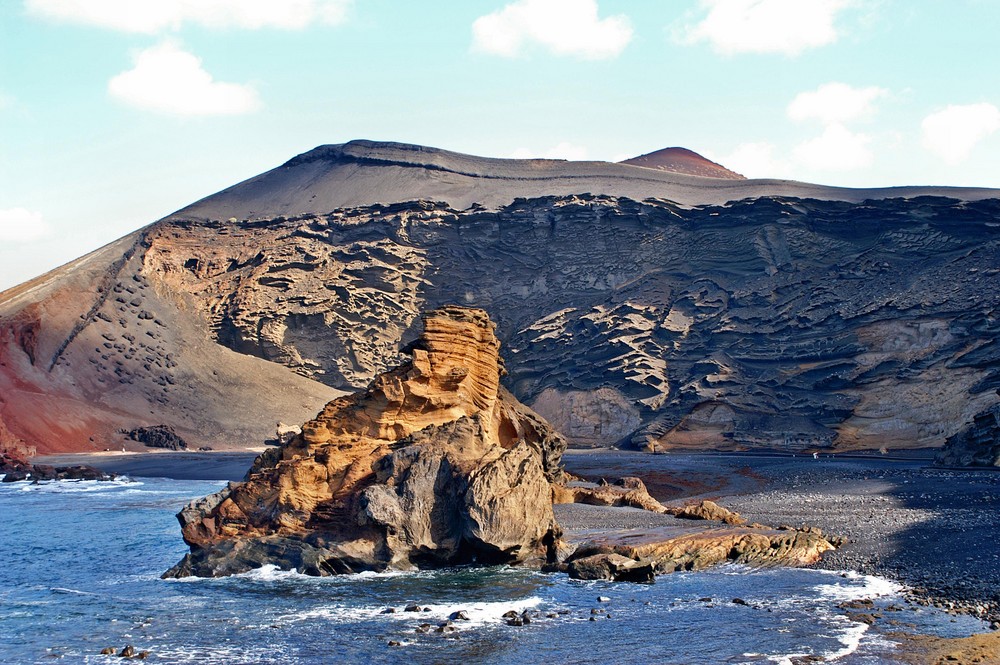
[561,449,1000,628]
[31,448,1000,648]
[34,450,262,481]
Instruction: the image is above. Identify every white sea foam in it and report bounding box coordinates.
[278,596,544,630]
[821,618,870,661]
[16,478,140,493]
[813,570,902,602]
[234,564,313,582]
[49,587,98,596]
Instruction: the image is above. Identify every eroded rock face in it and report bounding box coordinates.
[143,194,1000,453]
[164,306,565,577]
[935,404,1000,467]
[2,141,998,455]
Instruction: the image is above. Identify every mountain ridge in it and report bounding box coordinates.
[168,140,1000,225]
[1,141,999,457]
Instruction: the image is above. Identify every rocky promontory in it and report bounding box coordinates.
[165,306,565,577]
[165,306,834,579]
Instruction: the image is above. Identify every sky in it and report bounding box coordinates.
[1,0,999,291]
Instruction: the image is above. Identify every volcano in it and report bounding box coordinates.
[1,140,999,456]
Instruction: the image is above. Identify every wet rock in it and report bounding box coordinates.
[566,553,656,583]
[449,611,469,621]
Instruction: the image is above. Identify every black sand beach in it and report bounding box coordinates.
[36,451,260,482]
[562,449,1000,628]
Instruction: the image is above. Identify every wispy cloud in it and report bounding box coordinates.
[788,82,887,124]
[508,142,590,160]
[0,208,51,243]
[472,0,632,60]
[711,142,789,179]
[786,82,884,172]
[25,0,352,33]
[108,41,260,116]
[793,124,874,171]
[922,103,1000,165]
[680,0,854,56]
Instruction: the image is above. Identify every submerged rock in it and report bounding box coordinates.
[164,306,565,578]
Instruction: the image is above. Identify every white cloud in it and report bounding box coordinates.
[0,208,51,243]
[921,103,1000,165]
[25,0,351,33]
[108,42,260,116]
[793,124,873,171]
[788,82,887,124]
[712,142,788,179]
[509,142,590,160]
[472,0,632,60]
[681,0,854,56]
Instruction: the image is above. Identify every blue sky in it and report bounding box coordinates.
[2,0,999,290]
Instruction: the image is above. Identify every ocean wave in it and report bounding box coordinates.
[812,570,901,602]
[276,596,545,630]
[15,478,141,494]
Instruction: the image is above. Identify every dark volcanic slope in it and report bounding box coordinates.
[620,147,746,180]
[173,140,998,221]
[1,141,1000,455]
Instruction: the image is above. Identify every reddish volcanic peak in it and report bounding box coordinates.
[620,147,745,180]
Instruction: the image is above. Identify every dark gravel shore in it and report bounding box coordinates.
[563,450,1000,627]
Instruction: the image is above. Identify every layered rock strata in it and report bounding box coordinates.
[4,142,998,455]
[935,403,1000,467]
[164,306,565,577]
[550,477,832,581]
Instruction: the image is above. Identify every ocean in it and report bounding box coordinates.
[0,476,986,664]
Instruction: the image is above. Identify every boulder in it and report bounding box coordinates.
[125,425,188,451]
[566,553,656,583]
[669,500,746,525]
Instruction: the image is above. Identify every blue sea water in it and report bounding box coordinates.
[0,476,986,664]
